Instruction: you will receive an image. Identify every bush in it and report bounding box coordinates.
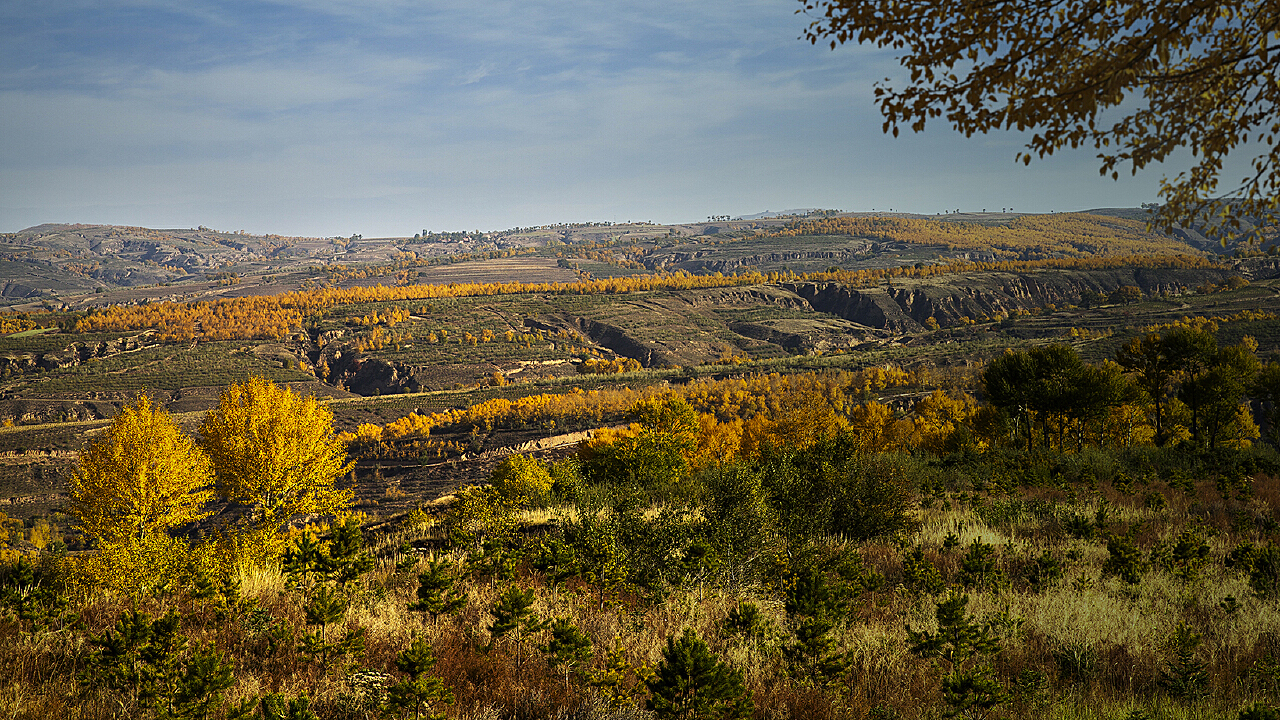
[1103,534,1146,585]
[489,454,553,507]
[701,464,780,584]
[758,437,917,543]
[1251,545,1280,600]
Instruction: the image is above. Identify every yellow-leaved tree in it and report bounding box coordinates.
[0,512,19,564]
[911,390,980,454]
[68,395,215,596]
[199,377,353,565]
[489,454,553,506]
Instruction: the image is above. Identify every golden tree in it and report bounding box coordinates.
[199,377,353,564]
[68,395,215,595]
[489,454,554,506]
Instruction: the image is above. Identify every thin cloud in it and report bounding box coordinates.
[0,0,1175,235]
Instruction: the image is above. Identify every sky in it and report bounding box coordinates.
[0,0,1205,237]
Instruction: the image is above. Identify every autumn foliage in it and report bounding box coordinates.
[66,379,353,595]
[68,251,1215,343]
[68,395,216,595]
[199,377,354,564]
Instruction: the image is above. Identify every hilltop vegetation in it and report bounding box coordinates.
[769,213,1196,259]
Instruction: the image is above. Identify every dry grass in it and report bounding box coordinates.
[7,450,1280,719]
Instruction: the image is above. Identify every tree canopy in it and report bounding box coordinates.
[70,395,214,545]
[68,395,215,595]
[199,377,353,563]
[800,0,1280,241]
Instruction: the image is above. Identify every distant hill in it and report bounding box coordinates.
[732,209,823,220]
[1083,206,1278,252]
[0,209,1239,310]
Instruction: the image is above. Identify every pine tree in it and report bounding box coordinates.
[81,609,188,715]
[300,584,364,670]
[907,595,1007,719]
[645,628,752,720]
[1103,533,1146,585]
[589,640,647,709]
[540,618,594,688]
[531,536,579,590]
[385,636,454,720]
[785,616,850,684]
[958,539,998,590]
[902,546,946,596]
[408,560,466,624]
[170,644,237,720]
[324,516,375,588]
[721,601,768,642]
[0,557,72,633]
[940,666,1008,720]
[1249,546,1280,601]
[259,693,319,720]
[1159,623,1208,700]
[488,585,545,669]
[1239,705,1279,720]
[1024,551,1063,594]
[395,543,421,574]
[783,568,851,684]
[282,534,326,590]
[908,595,999,666]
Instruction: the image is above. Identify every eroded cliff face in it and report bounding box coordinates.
[317,345,423,396]
[292,264,1244,395]
[784,266,1235,331]
[0,334,159,377]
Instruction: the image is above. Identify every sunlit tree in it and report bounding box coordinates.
[69,395,215,595]
[199,377,353,564]
[801,0,1280,242]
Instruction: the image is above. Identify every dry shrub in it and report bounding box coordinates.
[753,681,843,720]
[431,627,582,720]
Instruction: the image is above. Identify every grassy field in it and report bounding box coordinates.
[5,443,1280,719]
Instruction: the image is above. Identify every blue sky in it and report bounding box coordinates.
[0,0,1190,237]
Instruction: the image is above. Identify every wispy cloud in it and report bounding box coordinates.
[0,0,1171,235]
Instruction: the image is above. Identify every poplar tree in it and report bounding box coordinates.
[69,395,215,595]
[199,377,353,564]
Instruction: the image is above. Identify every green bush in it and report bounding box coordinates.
[758,438,916,543]
[489,454,553,507]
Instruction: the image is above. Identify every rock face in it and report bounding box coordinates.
[0,397,121,425]
[0,283,40,299]
[787,283,913,332]
[36,349,79,371]
[557,315,676,368]
[318,344,422,396]
[345,358,417,396]
[0,334,159,377]
[785,266,1235,331]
